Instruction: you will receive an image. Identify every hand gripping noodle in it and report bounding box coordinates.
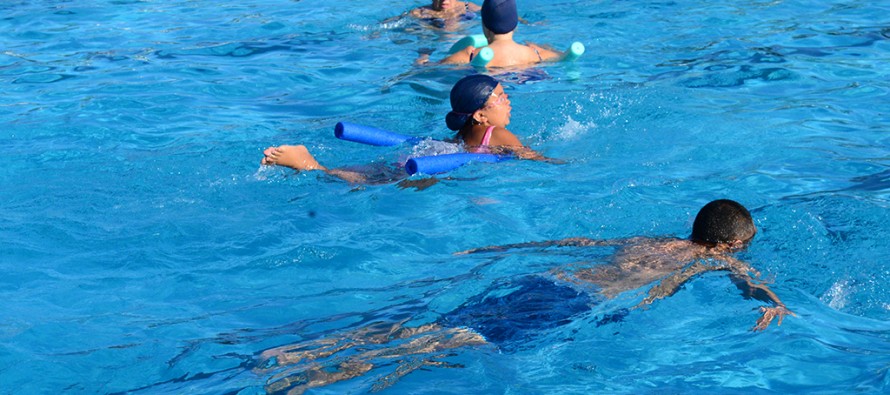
[405,152,512,175]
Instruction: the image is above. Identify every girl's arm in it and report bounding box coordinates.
[488,127,562,162]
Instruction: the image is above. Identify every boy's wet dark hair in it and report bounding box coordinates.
[691,199,756,245]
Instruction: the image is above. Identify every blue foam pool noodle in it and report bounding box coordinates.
[334,122,418,146]
[405,153,510,175]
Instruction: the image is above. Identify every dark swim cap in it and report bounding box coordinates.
[481,0,518,34]
[691,199,757,245]
[445,74,498,131]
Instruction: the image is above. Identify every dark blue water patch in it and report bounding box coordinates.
[588,11,632,19]
[680,65,795,88]
[90,54,130,62]
[497,67,551,85]
[656,48,757,70]
[153,35,339,59]
[763,26,890,58]
[847,169,890,192]
[262,22,286,31]
[0,64,55,76]
[749,50,786,64]
[12,73,76,84]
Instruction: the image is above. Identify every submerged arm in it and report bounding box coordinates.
[723,256,795,331]
[636,261,727,307]
[455,237,624,255]
[637,257,794,331]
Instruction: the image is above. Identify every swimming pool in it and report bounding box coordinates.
[1,0,888,393]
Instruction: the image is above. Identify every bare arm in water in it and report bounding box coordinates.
[637,257,794,331]
[454,237,630,255]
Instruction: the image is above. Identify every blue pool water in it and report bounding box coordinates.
[2,0,889,393]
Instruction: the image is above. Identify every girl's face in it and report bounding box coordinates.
[477,83,511,127]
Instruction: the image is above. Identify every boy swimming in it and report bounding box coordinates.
[255,199,793,393]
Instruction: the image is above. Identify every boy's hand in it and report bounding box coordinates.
[752,305,795,331]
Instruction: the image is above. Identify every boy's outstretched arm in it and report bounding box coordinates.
[636,261,724,306]
[636,258,794,331]
[724,257,795,331]
[454,237,625,255]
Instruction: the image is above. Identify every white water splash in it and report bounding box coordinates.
[410,139,462,157]
[821,278,852,310]
[553,116,597,141]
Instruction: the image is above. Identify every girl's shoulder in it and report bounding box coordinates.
[488,126,522,146]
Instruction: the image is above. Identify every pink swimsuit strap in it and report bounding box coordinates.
[470,125,495,154]
[481,125,494,146]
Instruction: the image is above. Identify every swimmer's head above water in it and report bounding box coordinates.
[445,74,499,130]
[481,0,518,34]
[690,199,757,248]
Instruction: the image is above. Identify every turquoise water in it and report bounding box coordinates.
[1,0,889,393]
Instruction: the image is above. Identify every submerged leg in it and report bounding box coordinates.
[265,360,374,395]
[259,324,487,393]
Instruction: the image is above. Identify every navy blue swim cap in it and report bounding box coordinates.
[446,74,499,131]
[481,0,518,34]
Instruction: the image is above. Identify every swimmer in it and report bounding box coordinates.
[459,199,796,331]
[409,0,481,30]
[259,74,556,183]
[445,73,554,160]
[253,200,792,393]
[432,0,563,68]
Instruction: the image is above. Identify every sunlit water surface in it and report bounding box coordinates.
[1,0,889,393]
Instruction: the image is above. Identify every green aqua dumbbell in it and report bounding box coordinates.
[563,42,585,62]
[449,34,488,54]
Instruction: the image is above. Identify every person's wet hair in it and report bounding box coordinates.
[690,199,756,245]
[445,74,499,131]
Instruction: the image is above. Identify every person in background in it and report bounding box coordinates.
[410,0,481,30]
[434,0,562,67]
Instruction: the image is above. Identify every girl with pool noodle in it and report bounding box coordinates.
[260,74,556,182]
[331,121,512,175]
